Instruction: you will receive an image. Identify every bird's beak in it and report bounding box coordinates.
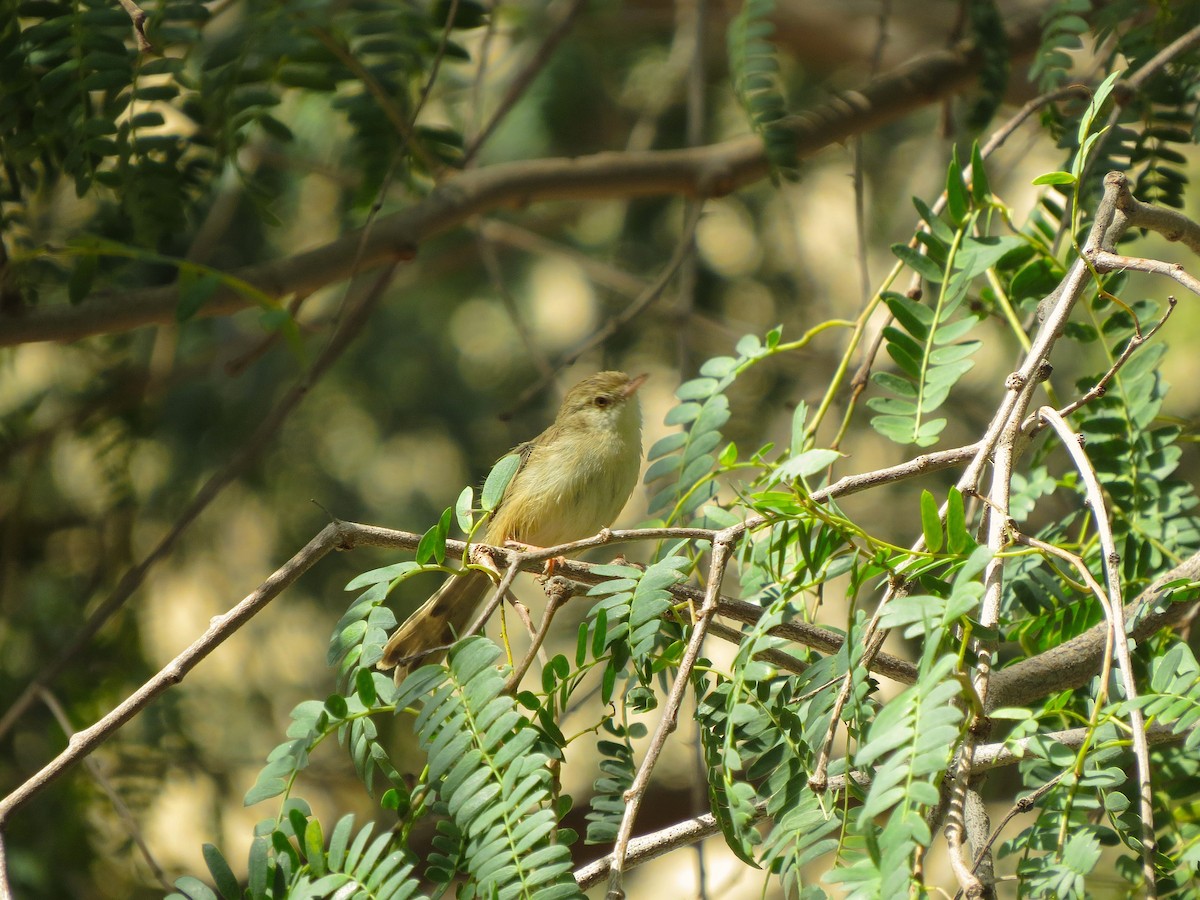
[623,373,649,398]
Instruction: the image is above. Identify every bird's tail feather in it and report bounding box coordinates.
[379,569,493,681]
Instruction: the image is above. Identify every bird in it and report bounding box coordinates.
[379,370,647,680]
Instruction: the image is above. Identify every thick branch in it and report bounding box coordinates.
[0,16,1040,347]
[986,550,1200,712]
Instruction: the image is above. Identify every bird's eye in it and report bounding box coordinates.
[593,395,611,408]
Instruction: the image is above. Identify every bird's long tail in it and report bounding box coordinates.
[379,569,493,682]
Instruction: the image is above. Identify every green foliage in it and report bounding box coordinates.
[0,0,209,258]
[644,329,781,522]
[1003,292,1200,656]
[1117,643,1200,750]
[826,563,981,891]
[585,555,688,669]
[869,148,1024,446]
[1,0,472,306]
[1071,300,1200,581]
[404,637,580,900]
[727,0,797,181]
[168,807,423,900]
[964,0,1009,131]
[997,730,1125,895]
[1029,0,1089,90]
[584,719,641,844]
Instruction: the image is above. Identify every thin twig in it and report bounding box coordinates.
[461,0,588,165]
[1088,249,1200,297]
[0,264,400,742]
[1037,406,1156,893]
[500,202,706,418]
[605,530,737,898]
[39,689,171,891]
[504,577,571,692]
[116,0,152,52]
[1021,295,1177,432]
[811,442,981,503]
[715,597,917,683]
[0,523,351,828]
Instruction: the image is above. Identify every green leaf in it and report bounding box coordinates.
[775,448,840,482]
[481,453,521,511]
[303,818,325,876]
[355,667,377,706]
[676,377,720,400]
[1077,69,1123,146]
[1032,170,1076,186]
[247,834,269,900]
[945,146,970,224]
[67,253,97,305]
[735,333,762,357]
[969,141,990,205]
[648,432,688,460]
[891,244,944,283]
[177,270,222,322]
[455,486,474,534]
[920,490,943,553]
[416,507,452,565]
[171,877,218,900]
[344,562,421,591]
[946,487,971,553]
[432,0,488,28]
[913,196,954,243]
[201,844,239,900]
[664,402,702,426]
[700,355,739,377]
[324,694,348,719]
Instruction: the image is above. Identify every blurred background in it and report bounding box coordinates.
[3,0,1200,896]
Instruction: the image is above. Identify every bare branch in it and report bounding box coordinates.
[462,0,588,165]
[1088,249,1200,297]
[1020,405,1155,890]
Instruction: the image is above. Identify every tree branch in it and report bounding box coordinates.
[986,550,1200,712]
[0,16,1041,348]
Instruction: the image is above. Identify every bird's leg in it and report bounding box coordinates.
[501,539,566,579]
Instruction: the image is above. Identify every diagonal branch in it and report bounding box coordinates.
[605,528,738,899]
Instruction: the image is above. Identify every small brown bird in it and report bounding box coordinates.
[379,371,647,680]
